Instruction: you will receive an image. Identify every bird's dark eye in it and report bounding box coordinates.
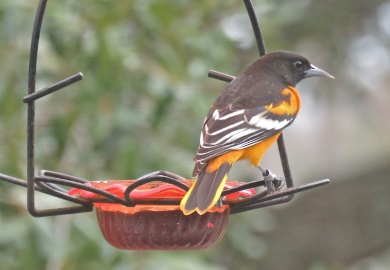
[294,61,304,70]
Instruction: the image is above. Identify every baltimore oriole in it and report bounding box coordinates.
[180,51,334,215]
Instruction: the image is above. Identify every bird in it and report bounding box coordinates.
[180,50,334,215]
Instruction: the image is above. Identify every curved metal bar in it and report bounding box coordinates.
[26,0,47,217]
[26,0,91,216]
[221,180,265,197]
[34,178,92,206]
[229,179,330,214]
[39,170,89,183]
[0,172,51,194]
[231,179,330,209]
[136,170,186,182]
[124,171,189,206]
[34,175,127,205]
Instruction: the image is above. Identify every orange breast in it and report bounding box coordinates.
[265,86,301,116]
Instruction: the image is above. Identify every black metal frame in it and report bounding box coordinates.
[0,0,329,217]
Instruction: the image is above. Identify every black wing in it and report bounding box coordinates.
[192,104,296,176]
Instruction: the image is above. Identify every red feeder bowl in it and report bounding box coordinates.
[69,180,254,250]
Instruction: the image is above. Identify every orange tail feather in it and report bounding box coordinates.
[180,163,231,215]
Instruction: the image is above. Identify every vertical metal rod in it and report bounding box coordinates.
[27,0,48,217]
[244,0,266,56]
[25,0,93,217]
[276,133,294,202]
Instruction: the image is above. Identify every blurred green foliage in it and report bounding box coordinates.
[1,0,390,269]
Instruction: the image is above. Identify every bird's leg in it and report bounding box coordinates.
[216,198,223,208]
[258,166,285,193]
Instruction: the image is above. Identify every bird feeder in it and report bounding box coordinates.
[0,0,330,250]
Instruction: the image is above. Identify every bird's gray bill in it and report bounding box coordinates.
[305,64,334,79]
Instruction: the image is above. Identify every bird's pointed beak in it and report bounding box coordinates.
[305,64,334,79]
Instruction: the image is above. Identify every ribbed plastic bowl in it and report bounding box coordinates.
[95,204,230,250]
[69,179,254,250]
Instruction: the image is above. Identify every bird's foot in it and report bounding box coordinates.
[258,166,285,194]
[215,198,223,208]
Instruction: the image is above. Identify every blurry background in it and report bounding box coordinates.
[0,0,390,269]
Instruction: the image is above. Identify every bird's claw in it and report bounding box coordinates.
[272,176,285,191]
[262,169,285,194]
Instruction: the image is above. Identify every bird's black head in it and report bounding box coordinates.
[257,50,334,86]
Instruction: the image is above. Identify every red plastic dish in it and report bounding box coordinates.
[69,180,254,250]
